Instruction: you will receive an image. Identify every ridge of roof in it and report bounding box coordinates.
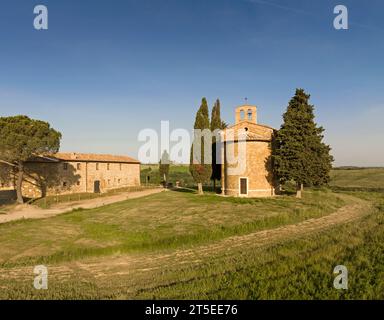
[224,121,276,131]
[28,152,140,163]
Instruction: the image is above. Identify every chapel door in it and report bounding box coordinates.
[240,178,248,195]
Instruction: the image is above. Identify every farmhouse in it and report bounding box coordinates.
[220,105,277,197]
[0,153,141,199]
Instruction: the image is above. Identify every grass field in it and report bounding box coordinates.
[330,168,384,189]
[0,190,343,267]
[0,167,382,299]
[141,164,197,187]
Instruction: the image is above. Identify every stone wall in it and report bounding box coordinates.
[222,140,275,197]
[84,162,140,193]
[221,105,276,198]
[1,161,141,199]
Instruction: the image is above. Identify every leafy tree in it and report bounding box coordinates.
[272,89,333,198]
[210,99,225,191]
[159,150,170,186]
[189,98,212,195]
[0,115,61,203]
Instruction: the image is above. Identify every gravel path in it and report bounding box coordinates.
[0,188,165,224]
[1,193,371,284]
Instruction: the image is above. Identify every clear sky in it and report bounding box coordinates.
[0,0,383,166]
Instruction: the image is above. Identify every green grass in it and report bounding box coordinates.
[130,192,384,300]
[0,168,382,299]
[141,164,203,187]
[330,168,384,189]
[0,189,343,268]
[0,191,380,300]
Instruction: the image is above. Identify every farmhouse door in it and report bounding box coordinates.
[240,178,248,195]
[93,180,101,193]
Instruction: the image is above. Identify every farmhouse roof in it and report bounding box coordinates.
[28,153,140,164]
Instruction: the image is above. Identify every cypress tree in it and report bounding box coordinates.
[272,89,333,198]
[159,150,170,186]
[210,99,223,191]
[189,97,212,195]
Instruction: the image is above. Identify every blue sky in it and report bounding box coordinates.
[0,0,383,166]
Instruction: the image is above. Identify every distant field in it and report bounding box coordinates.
[330,168,384,189]
[141,165,384,190]
[141,164,195,186]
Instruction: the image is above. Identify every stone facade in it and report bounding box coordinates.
[0,153,141,199]
[221,105,276,197]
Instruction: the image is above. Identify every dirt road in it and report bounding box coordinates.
[74,193,372,276]
[0,193,372,284]
[0,188,165,224]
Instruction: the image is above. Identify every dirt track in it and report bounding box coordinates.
[0,188,165,224]
[0,193,372,282]
[76,193,372,276]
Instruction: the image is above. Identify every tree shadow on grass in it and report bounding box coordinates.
[171,185,221,195]
[170,187,196,194]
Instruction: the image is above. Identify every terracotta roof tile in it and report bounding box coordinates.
[55,153,140,163]
[29,153,140,163]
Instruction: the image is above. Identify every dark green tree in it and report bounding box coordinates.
[189,97,212,195]
[272,89,333,198]
[159,150,170,186]
[0,115,61,203]
[210,99,225,191]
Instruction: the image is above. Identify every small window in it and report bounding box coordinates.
[119,163,122,171]
[77,163,81,170]
[76,181,80,186]
[118,179,121,184]
[63,163,68,170]
[63,181,67,187]
[96,163,99,170]
[240,110,245,120]
[247,109,253,120]
[108,179,110,185]
[107,163,110,170]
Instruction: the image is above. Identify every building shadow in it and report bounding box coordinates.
[0,161,81,202]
